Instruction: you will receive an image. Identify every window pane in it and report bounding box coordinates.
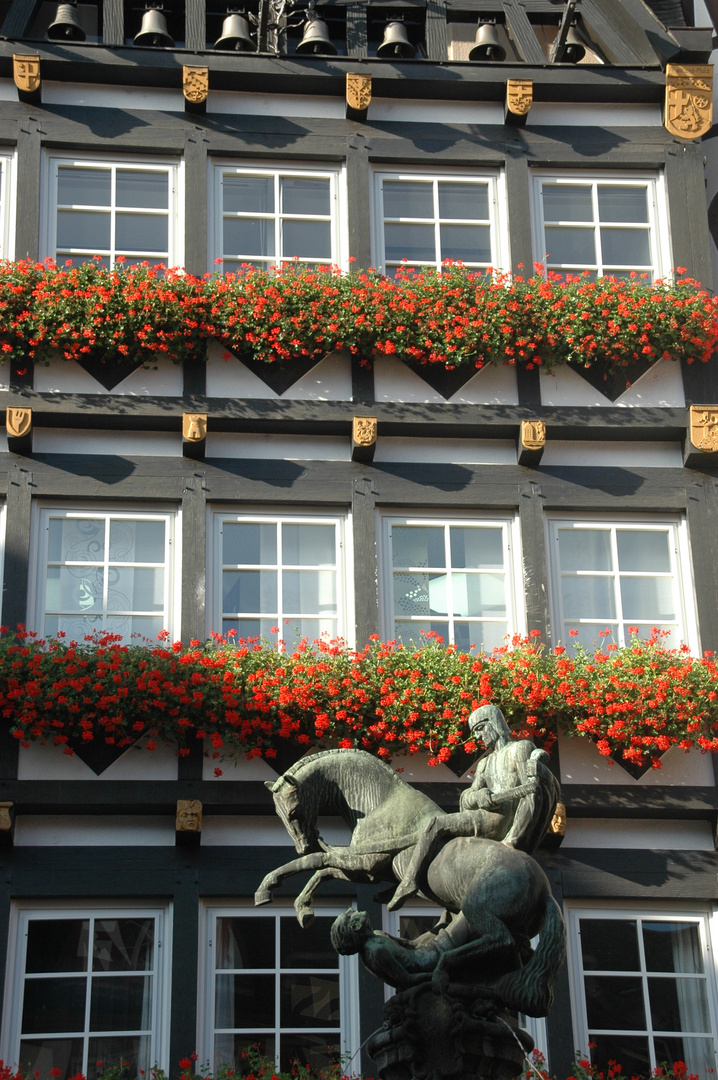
[542,184,593,222]
[454,621,507,652]
[112,567,165,612]
[438,182,488,220]
[384,223,436,263]
[600,228,651,268]
[19,1037,85,1080]
[116,170,168,210]
[282,220,331,260]
[589,1035,650,1079]
[282,524,335,566]
[392,526,445,568]
[280,916,336,969]
[617,531,671,573]
[46,566,102,613]
[440,224,491,263]
[383,180,433,219]
[281,178,330,217]
[223,570,277,614]
[393,572,443,617]
[580,919,640,971]
[450,527,504,570]
[452,573,506,617]
[215,973,275,1028]
[545,226,596,266]
[653,1036,715,1076]
[89,975,151,1031]
[561,576,616,620]
[106,615,163,641]
[57,210,110,251]
[643,922,703,974]
[648,977,710,1033]
[223,523,277,566]
[87,1035,151,1080]
[279,973,340,1027]
[223,175,274,215]
[224,217,274,259]
[394,619,449,645]
[598,186,649,224]
[280,1035,340,1075]
[558,529,612,572]
[49,517,104,563]
[620,577,675,621]
[23,977,87,1033]
[26,920,89,973]
[58,167,111,207]
[584,975,646,1030]
[214,1033,276,1070]
[282,570,337,614]
[111,520,165,564]
[217,916,276,970]
[115,213,167,255]
[93,919,154,972]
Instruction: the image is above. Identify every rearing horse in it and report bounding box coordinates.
[255,749,566,1017]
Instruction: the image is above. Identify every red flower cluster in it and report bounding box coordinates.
[1,628,717,771]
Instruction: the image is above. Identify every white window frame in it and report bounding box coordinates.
[565,900,718,1073]
[209,508,353,647]
[28,504,180,644]
[546,514,698,652]
[209,161,348,273]
[0,149,17,261]
[0,900,172,1077]
[197,900,360,1074]
[531,171,671,280]
[41,152,183,268]
[371,166,509,275]
[379,512,524,652]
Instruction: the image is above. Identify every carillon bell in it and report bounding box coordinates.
[214,11,254,50]
[468,21,506,61]
[563,24,586,62]
[377,20,415,58]
[47,1,86,40]
[134,5,174,47]
[296,9,337,54]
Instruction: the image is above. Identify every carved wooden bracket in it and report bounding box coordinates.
[352,415,377,462]
[6,407,32,455]
[505,79,532,126]
[518,418,545,466]
[13,54,41,103]
[665,64,713,139]
[176,798,202,846]
[183,412,207,461]
[183,66,209,113]
[346,73,371,121]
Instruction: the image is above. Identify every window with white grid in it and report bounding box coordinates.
[44,155,181,268]
[1,904,170,1080]
[548,518,696,650]
[373,170,507,276]
[381,515,522,652]
[211,164,345,272]
[566,905,718,1080]
[0,151,15,260]
[533,174,668,281]
[33,507,176,643]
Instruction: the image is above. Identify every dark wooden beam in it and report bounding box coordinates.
[14,119,40,261]
[346,2,368,55]
[579,0,650,65]
[501,0,545,63]
[1,0,39,38]
[561,784,718,817]
[185,0,205,50]
[425,0,448,59]
[183,130,209,278]
[685,478,718,653]
[665,142,714,291]
[518,480,551,640]
[102,0,124,46]
[505,151,533,277]
[352,474,380,643]
[169,866,200,1079]
[540,847,718,898]
[180,470,207,645]
[1,463,32,631]
[346,139,372,271]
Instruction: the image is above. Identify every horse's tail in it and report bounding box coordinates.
[492,893,567,1018]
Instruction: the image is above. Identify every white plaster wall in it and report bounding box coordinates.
[388,752,472,783]
[34,356,184,396]
[370,99,503,124]
[540,366,615,406]
[41,82,182,112]
[558,730,716,786]
[32,430,181,455]
[561,818,714,850]
[206,344,352,400]
[541,441,683,467]
[15,815,176,845]
[208,91,345,119]
[529,103,662,127]
[375,358,516,405]
[203,751,282,781]
[18,738,178,780]
[375,437,515,464]
[449,364,519,405]
[205,433,350,459]
[281,353,353,400]
[203,815,352,846]
[0,371,10,391]
[540,359,686,408]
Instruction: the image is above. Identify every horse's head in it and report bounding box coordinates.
[265,773,321,855]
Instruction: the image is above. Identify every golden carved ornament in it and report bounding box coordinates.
[183,66,209,105]
[506,79,533,117]
[521,419,546,451]
[346,73,372,112]
[665,64,713,140]
[353,416,377,446]
[6,408,32,439]
[176,799,203,832]
[689,405,718,452]
[0,802,12,832]
[183,412,207,442]
[13,54,40,94]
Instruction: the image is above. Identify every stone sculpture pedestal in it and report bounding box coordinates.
[367,982,533,1080]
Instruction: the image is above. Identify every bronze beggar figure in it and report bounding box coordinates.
[256,705,567,1080]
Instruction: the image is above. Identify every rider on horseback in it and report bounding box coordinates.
[387,704,559,911]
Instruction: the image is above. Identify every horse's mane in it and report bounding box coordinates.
[282,749,401,823]
[285,747,399,781]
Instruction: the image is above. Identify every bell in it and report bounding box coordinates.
[377,20,415,58]
[468,21,506,61]
[563,24,586,62]
[134,6,174,47]
[215,11,254,50]
[296,11,337,54]
[47,1,86,40]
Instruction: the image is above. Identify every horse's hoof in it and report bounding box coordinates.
[255,889,272,906]
[297,907,315,929]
